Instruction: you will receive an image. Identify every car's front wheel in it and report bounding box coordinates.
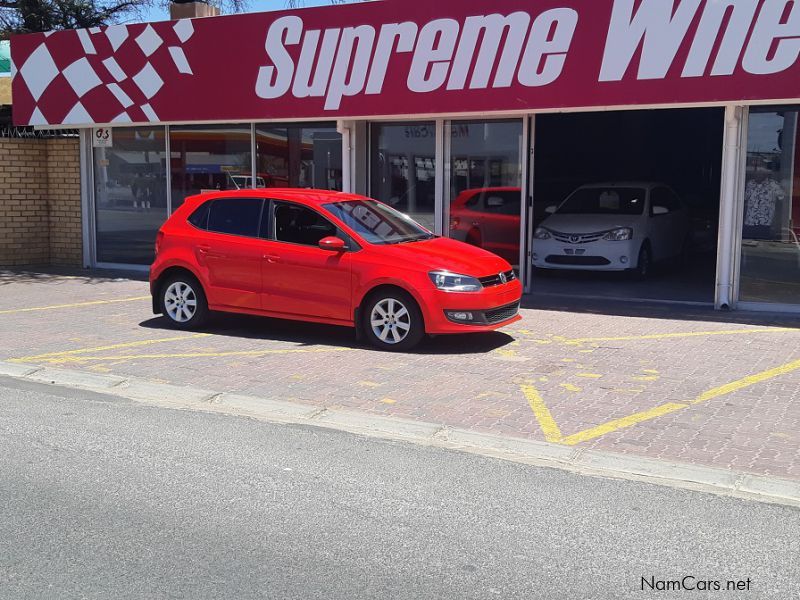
[160,274,208,329]
[362,290,424,351]
[632,243,652,280]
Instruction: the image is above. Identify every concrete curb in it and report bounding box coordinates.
[1,360,799,508]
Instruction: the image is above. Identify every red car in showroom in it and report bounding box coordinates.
[150,189,522,351]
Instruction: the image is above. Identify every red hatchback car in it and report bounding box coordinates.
[150,189,522,351]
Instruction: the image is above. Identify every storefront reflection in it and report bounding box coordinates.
[740,109,800,304]
[447,120,523,267]
[93,127,167,264]
[449,187,521,265]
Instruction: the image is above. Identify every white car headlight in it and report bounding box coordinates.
[603,227,633,241]
[428,271,482,292]
[534,227,552,240]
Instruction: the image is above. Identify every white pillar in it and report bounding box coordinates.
[336,120,352,193]
[715,106,746,310]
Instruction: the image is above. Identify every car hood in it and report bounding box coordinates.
[540,213,641,233]
[375,237,511,276]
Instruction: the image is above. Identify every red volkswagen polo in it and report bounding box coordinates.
[149,189,522,351]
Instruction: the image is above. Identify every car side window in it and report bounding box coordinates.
[650,187,680,215]
[481,191,521,215]
[273,202,339,247]
[207,198,264,237]
[187,201,211,229]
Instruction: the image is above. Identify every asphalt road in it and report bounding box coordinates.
[0,376,798,600]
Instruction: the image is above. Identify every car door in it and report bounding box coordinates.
[260,200,353,322]
[648,187,676,261]
[194,197,265,311]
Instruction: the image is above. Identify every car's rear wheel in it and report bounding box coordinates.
[362,290,424,351]
[160,274,208,329]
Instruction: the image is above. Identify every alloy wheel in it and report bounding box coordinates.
[370,298,411,345]
[164,281,198,323]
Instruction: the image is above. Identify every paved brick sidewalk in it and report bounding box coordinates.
[2,269,800,480]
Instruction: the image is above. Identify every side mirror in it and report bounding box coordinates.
[652,206,669,216]
[545,205,557,215]
[319,236,346,251]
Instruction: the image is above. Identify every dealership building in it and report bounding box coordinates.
[7,0,800,311]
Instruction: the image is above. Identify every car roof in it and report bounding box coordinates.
[182,188,366,208]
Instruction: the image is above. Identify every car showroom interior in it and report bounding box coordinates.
[530,108,724,304]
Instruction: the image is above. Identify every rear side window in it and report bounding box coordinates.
[207,198,263,237]
[188,201,210,229]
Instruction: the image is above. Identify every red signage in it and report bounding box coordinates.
[11,0,800,127]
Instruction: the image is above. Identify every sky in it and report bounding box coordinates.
[139,0,354,23]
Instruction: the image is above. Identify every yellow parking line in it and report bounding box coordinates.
[0,295,150,315]
[40,346,349,364]
[559,402,689,446]
[8,334,211,363]
[521,384,562,442]
[693,358,800,404]
[566,328,796,344]
[524,356,800,446]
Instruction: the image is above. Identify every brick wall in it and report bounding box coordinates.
[45,138,82,266]
[0,137,82,267]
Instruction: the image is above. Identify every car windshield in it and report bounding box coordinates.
[323,199,435,245]
[556,187,646,215]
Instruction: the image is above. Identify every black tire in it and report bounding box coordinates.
[631,243,652,280]
[361,289,425,351]
[159,273,209,329]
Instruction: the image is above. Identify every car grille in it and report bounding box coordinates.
[549,230,606,244]
[545,255,611,266]
[478,270,516,287]
[484,301,520,324]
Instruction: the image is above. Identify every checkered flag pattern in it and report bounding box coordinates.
[14,20,196,126]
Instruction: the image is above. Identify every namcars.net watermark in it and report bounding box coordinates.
[641,576,752,592]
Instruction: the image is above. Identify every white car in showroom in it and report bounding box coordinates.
[532,182,691,278]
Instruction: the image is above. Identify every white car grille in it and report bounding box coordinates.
[549,230,606,244]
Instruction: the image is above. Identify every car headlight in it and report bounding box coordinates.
[534,227,552,240]
[603,227,633,241]
[428,271,482,292]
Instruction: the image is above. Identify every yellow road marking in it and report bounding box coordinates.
[559,403,689,446]
[37,346,349,364]
[693,358,800,404]
[521,384,562,443]
[9,334,211,363]
[576,373,603,379]
[524,356,800,445]
[632,375,660,381]
[559,383,582,392]
[566,328,796,344]
[0,295,150,315]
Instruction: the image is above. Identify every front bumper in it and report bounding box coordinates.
[419,279,523,334]
[531,238,639,271]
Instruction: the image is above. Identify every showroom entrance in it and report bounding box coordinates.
[529,108,725,304]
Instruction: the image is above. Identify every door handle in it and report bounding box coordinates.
[263,254,281,263]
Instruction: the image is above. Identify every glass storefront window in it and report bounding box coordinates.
[255,125,342,190]
[169,124,252,210]
[447,120,523,268]
[93,127,167,264]
[740,108,800,304]
[370,122,436,230]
